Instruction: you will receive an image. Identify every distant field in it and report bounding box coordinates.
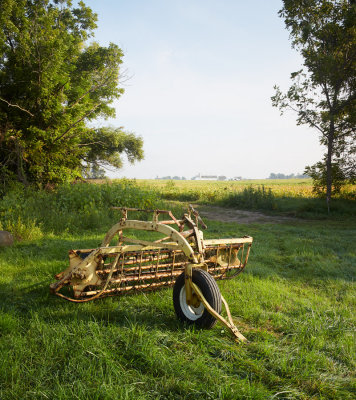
[136,178,355,198]
[138,178,316,201]
[131,178,356,218]
[0,180,355,399]
[90,178,356,201]
[140,178,315,190]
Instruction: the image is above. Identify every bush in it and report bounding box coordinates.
[222,185,277,210]
[0,180,162,240]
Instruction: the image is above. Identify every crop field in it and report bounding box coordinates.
[136,179,356,217]
[0,179,355,399]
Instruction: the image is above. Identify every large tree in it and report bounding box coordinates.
[272,0,356,210]
[0,0,143,188]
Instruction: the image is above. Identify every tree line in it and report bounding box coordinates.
[268,173,308,179]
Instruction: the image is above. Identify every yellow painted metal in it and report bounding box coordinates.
[184,263,193,305]
[190,281,247,342]
[101,219,197,262]
[203,237,253,246]
[51,206,253,342]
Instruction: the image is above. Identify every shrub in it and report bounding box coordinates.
[222,185,277,210]
[0,180,162,240]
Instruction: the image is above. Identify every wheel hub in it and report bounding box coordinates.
[179,286,204,320]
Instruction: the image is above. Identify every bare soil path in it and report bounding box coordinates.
[197,205,296,224]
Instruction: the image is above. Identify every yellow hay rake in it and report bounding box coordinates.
[50,206,253,342]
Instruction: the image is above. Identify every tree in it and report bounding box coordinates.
[272,0,356,211]
[0,0,143,188]
[82,127,143,172]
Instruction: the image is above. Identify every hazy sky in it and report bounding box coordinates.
[83,0,324,179]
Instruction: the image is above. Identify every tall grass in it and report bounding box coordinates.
[222,186,277,211]
[0,180,163,240]
[138,179,356,218]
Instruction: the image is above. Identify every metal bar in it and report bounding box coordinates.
[108,269,184,284]
[120,252,125,275]
[120,237,179,250]
[203,237,253,246]
[155,249,160,278]
[172,251,176,278]
[221,296,248,342]
[97,260,187,274]
[244,243,252,265]
[98,262,242,277]
[111,207,171,214]
[139,252,143,280]
[191,282,247,343]
[184,264,193,305]
[215,245,220,269]
[156,220,183,225]
[154,236,171,243]
[83,280,176,296]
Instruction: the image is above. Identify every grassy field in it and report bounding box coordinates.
[134,179,356,218]
[0,180,355,399]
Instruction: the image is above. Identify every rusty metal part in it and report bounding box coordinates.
[51,206,253,342]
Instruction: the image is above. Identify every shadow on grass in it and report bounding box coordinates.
[0,276,184,335]
[1,218,355,336]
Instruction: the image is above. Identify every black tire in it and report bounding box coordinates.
[173,268,222,329]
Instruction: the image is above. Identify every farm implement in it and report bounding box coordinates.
[50,206,253,342]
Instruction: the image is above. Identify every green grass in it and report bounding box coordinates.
[0,181,355,399]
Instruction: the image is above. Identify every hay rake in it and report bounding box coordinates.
[50,206,253,342]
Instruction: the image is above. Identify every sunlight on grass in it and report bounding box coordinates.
[0,180,355,399]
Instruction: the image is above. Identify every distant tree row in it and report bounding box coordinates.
[268,173,308,179]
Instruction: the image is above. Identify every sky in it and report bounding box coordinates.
[82,0,324,179]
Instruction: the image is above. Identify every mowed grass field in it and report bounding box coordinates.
[0,179,355,399]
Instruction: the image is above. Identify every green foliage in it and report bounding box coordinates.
[0,180,160,239]
[272,0,356,204]
[0,0,143,188]
[305,159,348,196]
[83,127,144,170]
[222,186,277,210]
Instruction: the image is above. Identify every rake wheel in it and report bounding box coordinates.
[173,268,222,329]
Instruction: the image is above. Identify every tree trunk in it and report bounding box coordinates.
[326,120,335,213]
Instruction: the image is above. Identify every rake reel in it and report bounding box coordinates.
[50,206,253,342]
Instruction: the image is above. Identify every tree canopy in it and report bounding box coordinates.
[272,0,356,208]
[0,0,143,188]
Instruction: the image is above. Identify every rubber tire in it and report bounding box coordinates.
[173,268,222,329]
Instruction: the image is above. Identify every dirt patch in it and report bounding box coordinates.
[197,205,295,224]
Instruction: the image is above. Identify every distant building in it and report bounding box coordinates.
[191,173,219,181]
